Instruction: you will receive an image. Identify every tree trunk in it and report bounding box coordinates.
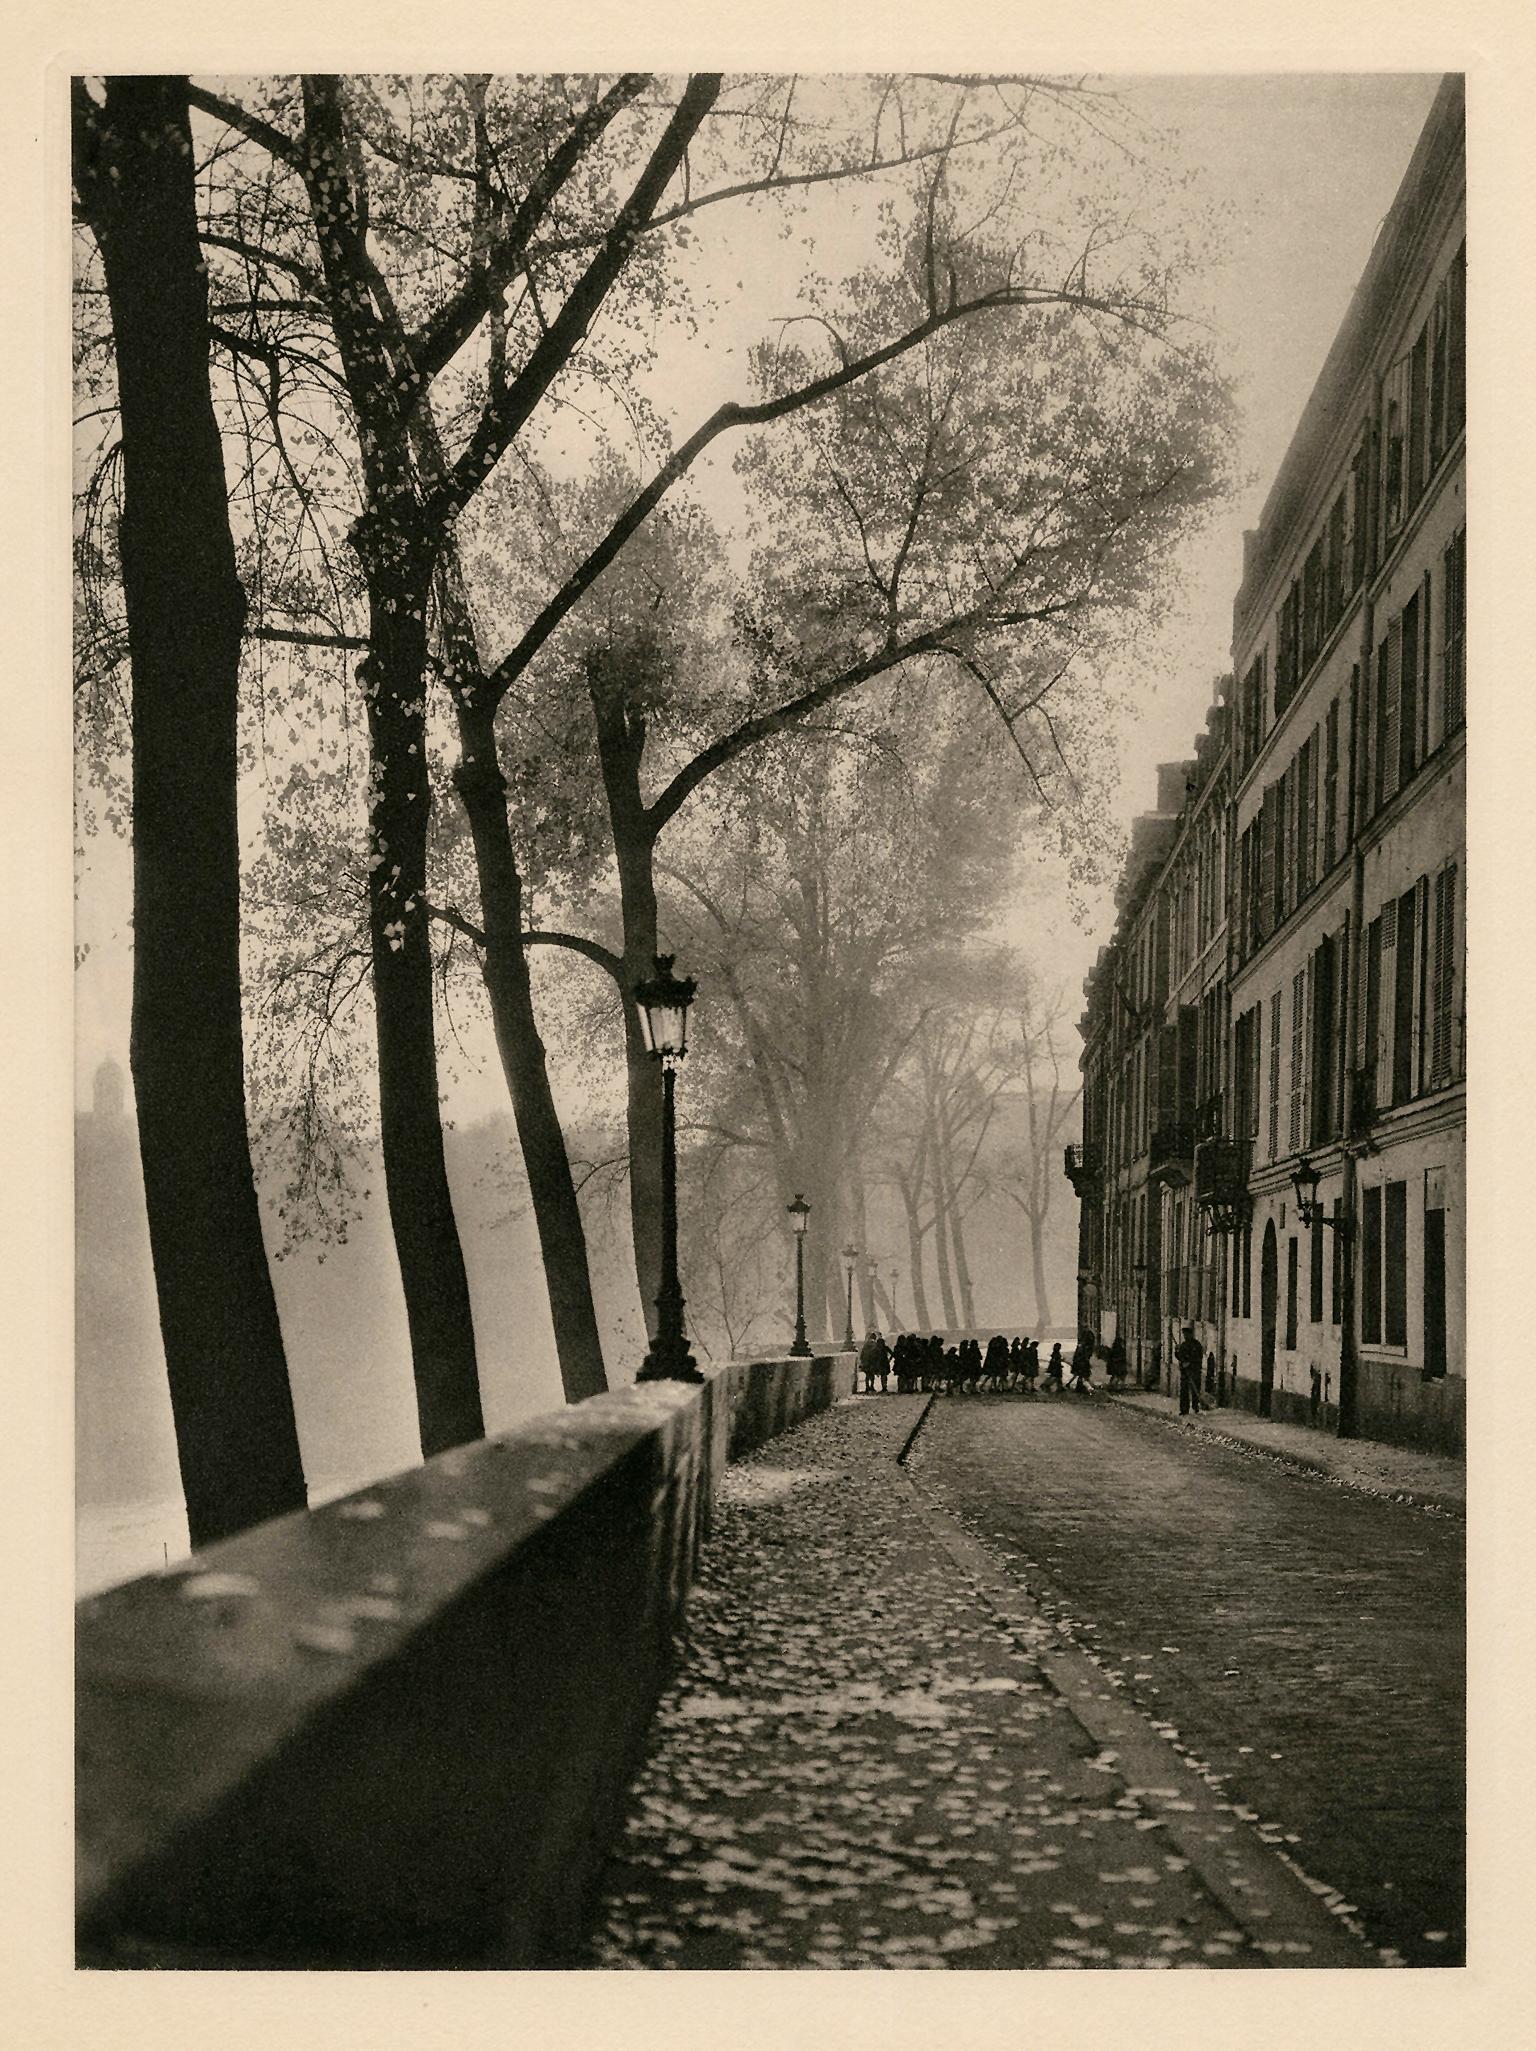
[1029,1212,1054,1331]
[76,75,306,1547]
[896,1175,933,1331]
[361,574,485,1456]
[852,1172,877,1332]
[456,733,608,1402]
[949,1193,978,1329]
[926,1110,960,1330]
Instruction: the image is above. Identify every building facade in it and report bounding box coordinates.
[1071,76,1465,1452]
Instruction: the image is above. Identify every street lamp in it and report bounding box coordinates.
[841,1242,859,1350]
[633,955,702,1383]
[786,1193,812,1357]
[1291,1154,1350,1232]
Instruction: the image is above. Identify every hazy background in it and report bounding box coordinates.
[74,73,1442,1592]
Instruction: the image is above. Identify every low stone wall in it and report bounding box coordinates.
[76,1351,853,1969]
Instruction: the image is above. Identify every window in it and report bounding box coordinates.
[1361,1184,1382,1343]
[1289,967,1307,1152]
[1310,932,1335,1146]
[1376,897,1398,1111]
[1349,430,1370,590]
[1362,915,1382,1109]
[1447,241,1466,443]
[1384,1180,1408,1347]
[1324,698,1340,871]
[1268,993,1282,1162]
[1275,765,1291,925]
[1430,862,1459,1088]
[1277,583,1301,714]
[1376,616,1402,810]
[1399,588,1420,790]
[1310,1210,1325,1325]
[1429,280,1449,467]
[1443,528,1465,735]
[1330,1201,1343,1326]
[1285,1238,1299,1350]
[1302,536,1325,672]
[1260,786,1280,944]
[1407,322,1428,509]
[1382,356,1410,538]
[1326,492,1346,630]
[1243,1221,1253,1321]
[1393,883,1417,1106]
[1296,732,1314,898]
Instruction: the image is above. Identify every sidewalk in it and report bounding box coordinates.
[1104,1388,1464,1515]
[583,1397,1378,1969]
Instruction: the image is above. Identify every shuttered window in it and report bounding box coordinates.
[1375,901,1399,1111]
[1392,886,1417,1106]
[1334,915,1351,1134]
[1430,862,1458,1088]
[1260,787,1279,943]
[1310,932,1335,1146]
[1331,1200,1343,1325]
[1296,735,1313,898]
[1324,697,1340,870]
[1289,966,1307,1152]
[1267,991,1281,1162]
[1349,431,1370,590]
[1326,492,1346,630]
[1379,615,1403,808]
[1443,528,1465,735]
[1407,322,1428,509]
[1399,590,1419,789]
[1363,914,1382,1107]
[1361,1184,1382,1344]
[1384,1180,1408,1347]
[1382,356,1411,538]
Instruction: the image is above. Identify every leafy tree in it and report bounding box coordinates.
[71,76,307,1546]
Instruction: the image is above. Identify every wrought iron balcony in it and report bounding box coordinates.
[1148,1121,1194,1187]
[1193,1136,1250,1232]
[1064,1143,1102,1195]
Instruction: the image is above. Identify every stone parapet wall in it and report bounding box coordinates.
[77,1351,854,1969]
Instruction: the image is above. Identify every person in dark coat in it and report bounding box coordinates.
[941,1345,962,1394]
[857,1329,883,1394]
[1009,1336,1026,1388]
[1106,1330,1128,1389]
[928,1335,945,1391]
[1021,1339,1039,1394]
[1175,1323,1204,1415]
[1043,1342,1064,1392]
[1069,1328,1094,1393]
[983,1334,1010,1390]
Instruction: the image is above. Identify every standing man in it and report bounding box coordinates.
[1176,1324,1204,1416]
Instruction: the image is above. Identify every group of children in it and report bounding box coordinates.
[856,1329,1131,1398]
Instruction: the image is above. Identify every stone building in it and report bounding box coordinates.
[1070,76,1465,1452]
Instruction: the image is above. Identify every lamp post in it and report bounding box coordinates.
[634,956,702,1383]
[786,1193,812,1357]
[887,1264,901,1328]
[841,1242,859,1350]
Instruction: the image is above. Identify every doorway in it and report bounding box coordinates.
[1260,1219,1278,1418]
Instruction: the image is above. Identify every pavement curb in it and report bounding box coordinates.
[895,1464,1381,1969]
[1103,1394,1466,1520]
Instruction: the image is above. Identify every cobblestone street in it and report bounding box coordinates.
[907,1394,1465,1967]
[586,1396,1418,1970]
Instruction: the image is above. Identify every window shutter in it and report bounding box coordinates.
[1376,901,1397,1110]
[1420,569,1433,761]
[1392,883,1416,1105]
[1249,1003,1262,1140]
[1408,322,1428,508]
[1290,968,1306,1152]
[1443,529,1465,734]
[1399,593,1419,789]
[1268,991,1282,1162]
[1324,698,1340,870]
[1447,241,1465,441]
[1334,915,1351,1133]
[1415,874,1431,1097]
[1380,615,1402,807]
[1429,279,1449,467]
[1383,356,1410,537]
[1431,862,1457,1088]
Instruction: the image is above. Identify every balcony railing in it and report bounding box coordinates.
[1193,1136,1250,1232]
[1149,1121,1194,1186]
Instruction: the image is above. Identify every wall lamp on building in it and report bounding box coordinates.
[634,955,702,1383]
[1290,1154,1351,1234]
[786,1193,812,1358]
